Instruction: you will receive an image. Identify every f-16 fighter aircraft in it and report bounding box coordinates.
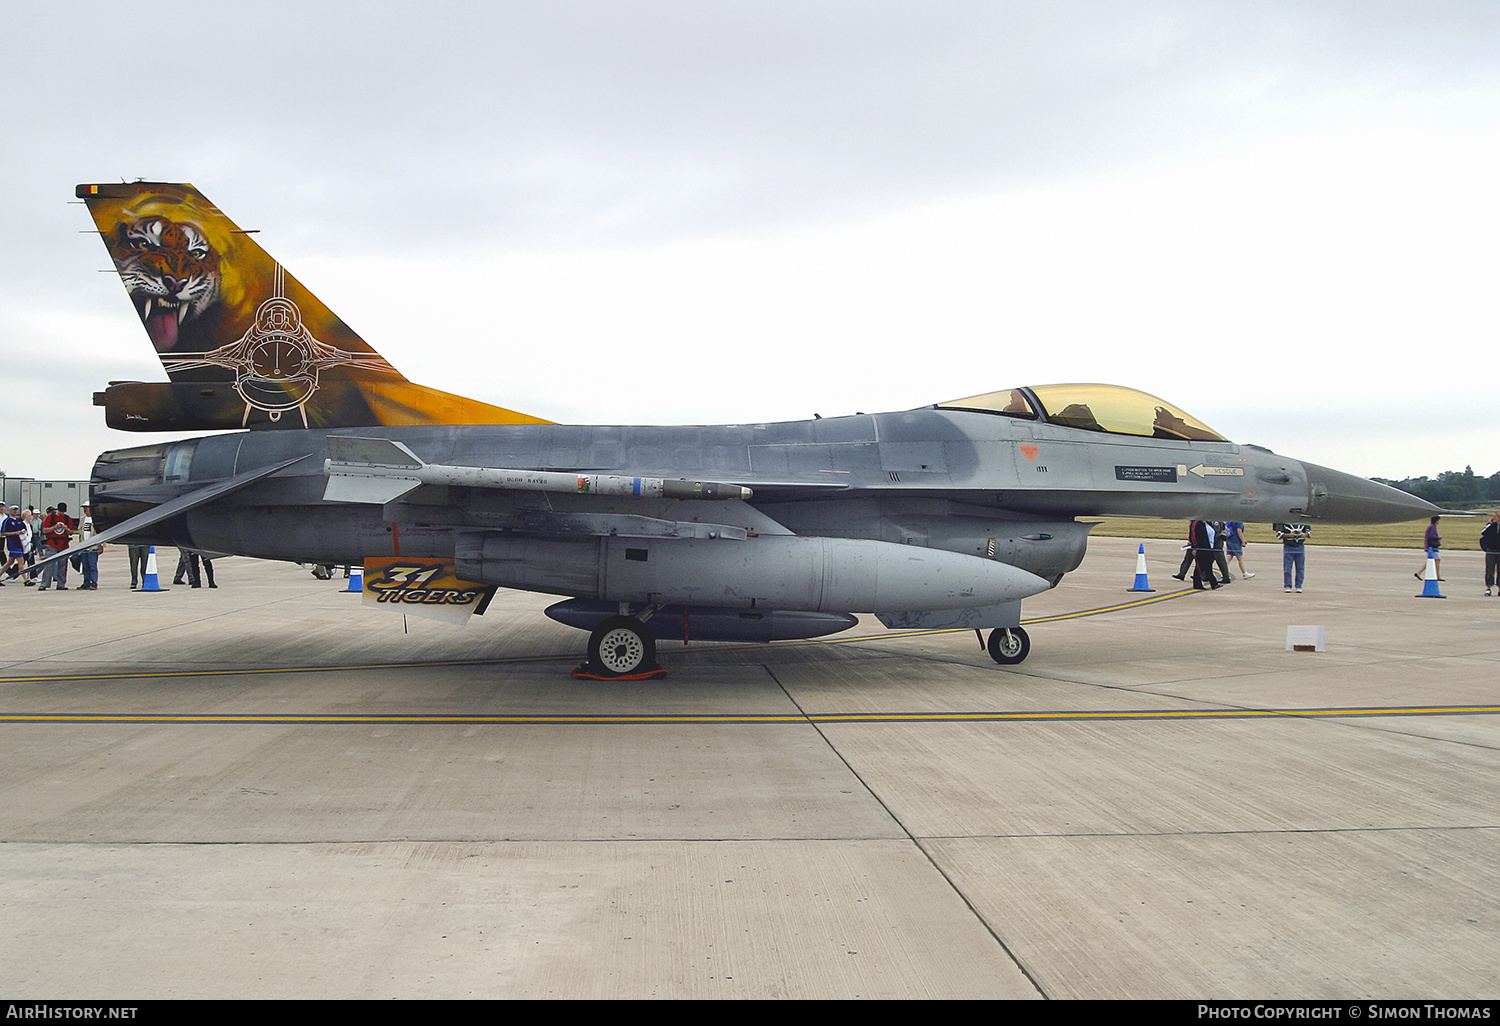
[61,182,1437,678]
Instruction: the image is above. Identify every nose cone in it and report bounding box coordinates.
[1300,462,1441,523]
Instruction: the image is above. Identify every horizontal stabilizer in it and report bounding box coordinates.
[31,454,312,574]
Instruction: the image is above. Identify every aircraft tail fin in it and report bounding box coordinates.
[77,182,548,431]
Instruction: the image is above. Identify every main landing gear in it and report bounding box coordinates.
[987,626,1030,666]
[572,609,1027,677]
[573,615,667,680]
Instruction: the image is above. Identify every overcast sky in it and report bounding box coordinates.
[4,0,1497,481]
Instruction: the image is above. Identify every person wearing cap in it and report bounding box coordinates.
[75,504,101,590]
[30,508,47,580]
[20,508,40,584]
[0,506,27,584]
[37,502,75,590]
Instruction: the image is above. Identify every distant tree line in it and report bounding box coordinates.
[1373,466,1500,506]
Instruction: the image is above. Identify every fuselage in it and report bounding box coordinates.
[91,404,1421,576]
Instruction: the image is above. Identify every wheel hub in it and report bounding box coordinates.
[598,628,645,673]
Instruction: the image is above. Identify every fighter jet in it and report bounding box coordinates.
[56,182,1436,678]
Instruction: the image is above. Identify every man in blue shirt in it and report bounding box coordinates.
[0,506,27,584]
[1224,521,1255,581]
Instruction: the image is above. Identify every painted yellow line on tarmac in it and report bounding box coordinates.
[0,589,1203,686]
[1019,587,1199,624]
[3,705,1496,727]
[0,654,567,685]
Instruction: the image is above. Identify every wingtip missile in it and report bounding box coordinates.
[322,437,753,504]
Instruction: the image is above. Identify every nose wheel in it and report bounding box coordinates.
[574,616,666,680]
[987,626,1030,665]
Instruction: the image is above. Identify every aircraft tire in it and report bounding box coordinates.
[587,616,659,678]
[987,626,1030,666]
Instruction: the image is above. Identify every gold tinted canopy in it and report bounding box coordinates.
[936,383,1227,442]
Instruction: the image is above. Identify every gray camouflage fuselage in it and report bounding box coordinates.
[91,403,1427,630]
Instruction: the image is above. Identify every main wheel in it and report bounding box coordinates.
[987,626,1030,665]
[586,616,659,677]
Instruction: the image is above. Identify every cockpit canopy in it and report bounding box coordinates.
[936,383,1228,443]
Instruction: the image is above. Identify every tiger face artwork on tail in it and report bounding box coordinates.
[79,181,550,431]
[110,215,222,352]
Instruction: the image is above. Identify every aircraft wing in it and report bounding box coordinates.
[322,436,801,541]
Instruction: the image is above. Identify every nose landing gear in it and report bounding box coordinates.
[987,626,1030,665]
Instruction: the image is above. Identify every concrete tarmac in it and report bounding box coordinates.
[0,538,1496,998]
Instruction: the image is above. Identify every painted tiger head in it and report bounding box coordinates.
[111,215,222,352]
